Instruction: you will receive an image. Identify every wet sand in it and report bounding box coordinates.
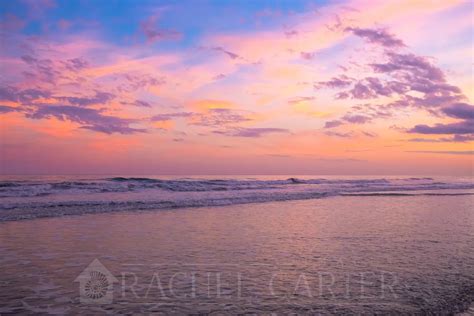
[0,195,473,314]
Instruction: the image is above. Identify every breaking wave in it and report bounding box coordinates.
[0,176,450,197]
[0,176,472,221]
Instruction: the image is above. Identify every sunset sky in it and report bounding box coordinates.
[0,0,473,175]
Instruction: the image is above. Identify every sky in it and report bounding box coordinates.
[0,0,473,175]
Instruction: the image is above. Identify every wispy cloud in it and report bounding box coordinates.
[140,15,182,43]
[27,105,146,134]
[408,135,474,143]
[407,150,474,155]
[151,112,194,122]
[345,27,406,48]
[214,127,289,138]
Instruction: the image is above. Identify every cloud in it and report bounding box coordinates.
[408,134,474,143]
[214,127,289,138]
[192,108,252,126]
[445,134,474,142]
[325,104,393,128]
[0,86,51,103]
[324,120,343,128]
[346,27,406,48]
[342,114,372,124]
[57,91,115,106]
[333,53,458,103]
[140,16,182,43]
[300,51,315,60]
[132,100,152,108]
[315,75,353,89]
[361,131,376,137]
[62,58,89,71]
[284,30,298,38]
[121,73,165,92]
[288,96,315,105]
[265,154,291,158]
[0,105,22,113]
[324,131,352,138]
[408,121,474,135]
[213,74,226,80]
[151,107,251,127]
[442,103,474,120]
[319,27,470,135]
[27,105,145,134]
[406,150,474,155]
[211,47,240,60]
[20,55,59,83]
[0,86,117,110]
[370,52,445,83]
[121,100,154,108]
[151,112,194,121]
[336,77,408,100]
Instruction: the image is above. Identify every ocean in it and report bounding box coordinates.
[1,175,473,222]
[0,175,473,314]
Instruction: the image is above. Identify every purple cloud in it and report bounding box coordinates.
[408,121,474,135]
[122,73,165,91]
[316,75,353,89]
[407,150,474,155]
[27,105,145,134]
[409,134,474,143]
[330,53,455,105]
[371,53,445,82]
[324,120,343,128]
[361,131,377,137]
[0,105,21,113]
[133,100,152,108]
[21,55,37,64]
[140,16,182,43]
[442,103,474,120]
[0,86,51,103]
[211,47,240,60]
[213,74,226,80]
[62,58,89,71]
[215,127,289,138]
[336,77,408,99]
[192,108,251,127]
[58,91,115,106]
[20,55,59,83]
[300,52,315,60]
[346,27,406,48]
[122,100,153,108]
[342,114,372,124]
[151,112,194,122]
[284,30,298,38]
[325,131,352,138]
[318,28,470,134]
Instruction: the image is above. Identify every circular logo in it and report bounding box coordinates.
[84,271,109,299]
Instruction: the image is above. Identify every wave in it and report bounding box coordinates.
[0,176,452,198]
[0,176,473,221]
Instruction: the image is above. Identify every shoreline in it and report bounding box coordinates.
[2,190,474,223]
